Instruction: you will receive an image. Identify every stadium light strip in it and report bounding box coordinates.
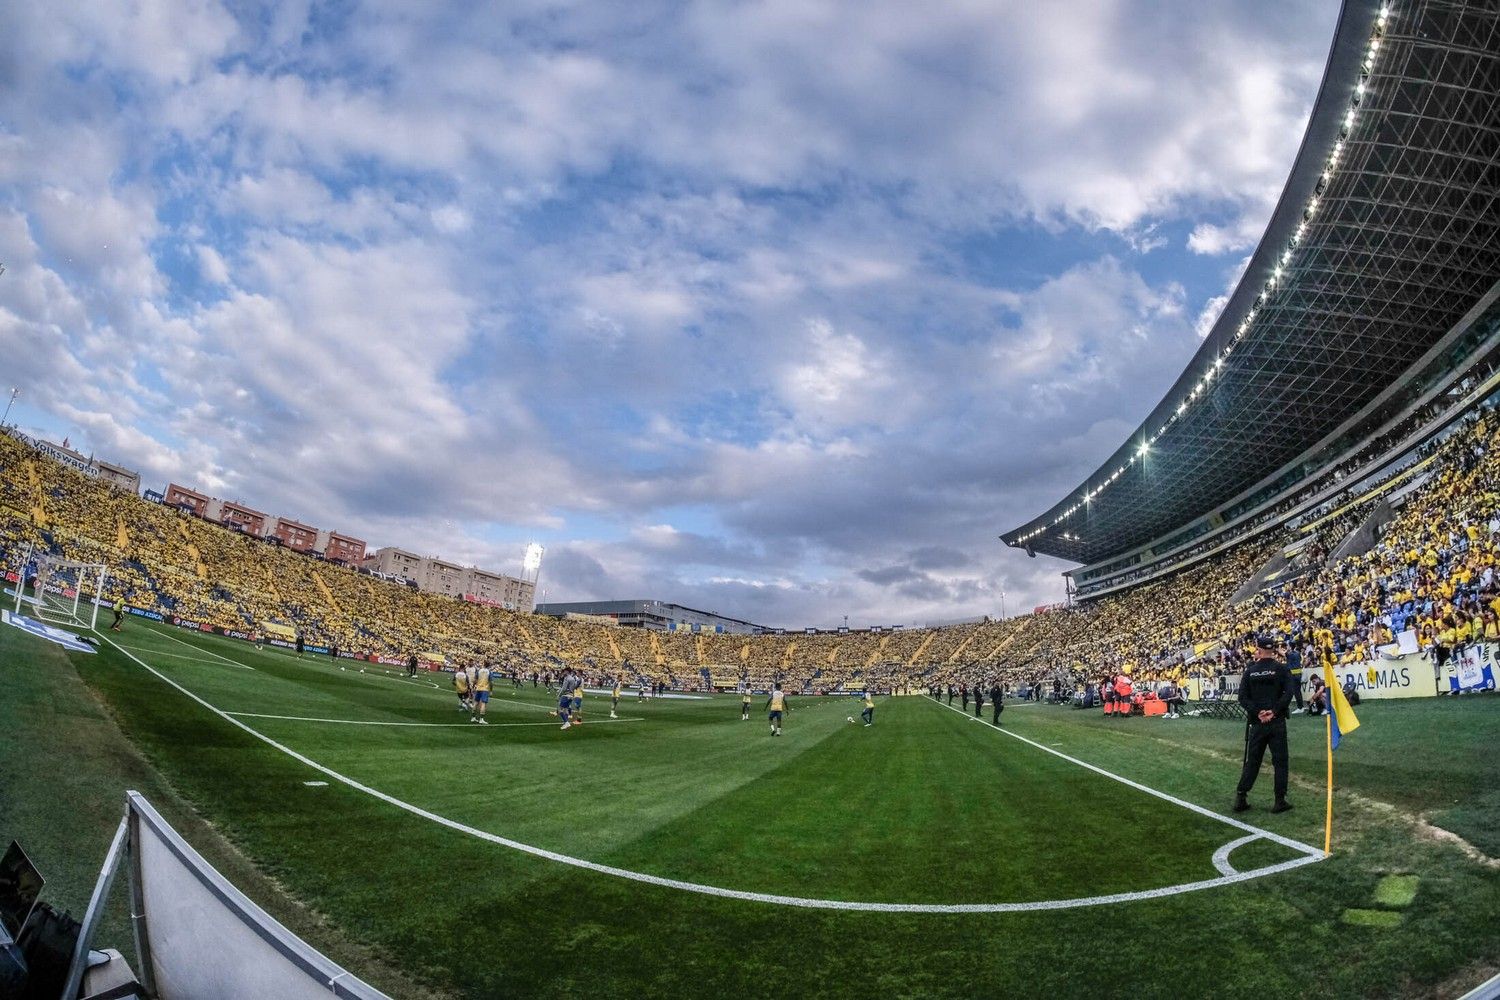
[1014,5,1393,547]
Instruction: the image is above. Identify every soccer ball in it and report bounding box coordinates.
[340,666,346,671]
[847,716,854,723]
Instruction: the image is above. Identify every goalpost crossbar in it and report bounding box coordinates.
[15,549,109,630]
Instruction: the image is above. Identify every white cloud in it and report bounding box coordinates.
[1193,253,1252,338]
[430,204,471,235]
[993,256,1189,388]
[1195,293,1229,339]
[197,245,230,285]
[777,318,894,426]
[1188,219,1263,255]
[0,0,1341,624]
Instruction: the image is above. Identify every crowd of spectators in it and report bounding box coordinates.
[3,400,1499,699]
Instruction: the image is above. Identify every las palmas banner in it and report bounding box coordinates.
[1311,651,1439,700]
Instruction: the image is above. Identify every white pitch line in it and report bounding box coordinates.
[98,631,1326,913]
[1211,834,1262,876]
[117,645,255,670]
[339,665,443,691]
[226,712,644,728]
[373,671,442,690]
[285,655,550,704]
[150,625,258,671]
[929,698,1324,858]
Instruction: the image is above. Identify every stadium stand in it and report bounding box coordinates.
[5,393,1500,704]
[4,4,1495,706]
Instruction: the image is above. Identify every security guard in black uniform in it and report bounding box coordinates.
[1235,635,1295,814]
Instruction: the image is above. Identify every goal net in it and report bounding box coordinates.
[11,543,109,630]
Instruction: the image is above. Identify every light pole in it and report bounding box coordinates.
[999,587,1007,620]
[1,388,18,428]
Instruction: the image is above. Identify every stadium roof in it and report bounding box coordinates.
[533,599,768,632]
[1002,0,1500,565]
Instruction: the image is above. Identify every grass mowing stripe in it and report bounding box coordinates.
[225,712,645,728]
[98,631,1326,913]
[0,614,448,999]
[149,623,257,670]
[129,623,464,709]
[599,695,1238,901]
[145,622,595,709]
[117,645,254,669]
[36,624,1500,997]
[927,697,1325,859]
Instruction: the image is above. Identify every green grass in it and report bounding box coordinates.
[1374,875,1421,909]
[4,607,1499,999]
[0,608,446,998]
[1344,908,1405,928]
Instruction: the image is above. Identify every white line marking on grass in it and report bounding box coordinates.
[356,668,429,688]
[99,631,1326,913]
[1211,834,1262,876]
[929,698,1324,859]
[304,781,329,787]
[149,625,257,671]
[226,712,644,728]
[345,666,444,692]
[316,660,526,702]
[118,645,254,670]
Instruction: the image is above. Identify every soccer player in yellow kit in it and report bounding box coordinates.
[471,662,492,725]
[765,683,788,736]
[453,665,471,712]
[610,677,621,719]
[741,687,752,721]
[861,689,875,727]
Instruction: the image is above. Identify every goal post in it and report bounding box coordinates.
[8,539,33,616]
[24,552,108,630]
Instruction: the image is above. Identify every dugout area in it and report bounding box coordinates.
[1,611,1498,999]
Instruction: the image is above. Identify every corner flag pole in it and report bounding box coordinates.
[1323,713,1334,856]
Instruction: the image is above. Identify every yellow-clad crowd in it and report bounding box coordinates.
[3,403,1497,695]
[996,405,1500,698]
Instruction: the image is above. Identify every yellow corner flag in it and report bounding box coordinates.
[1328,680,1361,749]
[1324,680,1361,854]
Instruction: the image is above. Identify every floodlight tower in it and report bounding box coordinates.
[522,542,545,610]
[1,388,18,428]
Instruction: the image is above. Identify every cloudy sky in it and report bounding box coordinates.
[0,0,1339,627]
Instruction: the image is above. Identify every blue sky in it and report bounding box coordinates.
[0,0,1339,627]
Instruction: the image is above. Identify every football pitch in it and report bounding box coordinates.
[3,610,1499,998]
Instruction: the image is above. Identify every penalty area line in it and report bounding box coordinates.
[929,698,1324,859]
[98,629,1324,913]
